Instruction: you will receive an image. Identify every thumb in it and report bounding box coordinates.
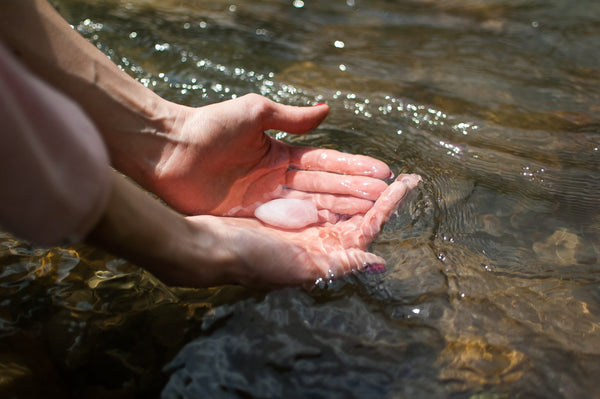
[263,102,330,134]
[357,173,422,247]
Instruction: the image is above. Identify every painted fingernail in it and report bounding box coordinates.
[364,263,386,274]
[314,102,327,107]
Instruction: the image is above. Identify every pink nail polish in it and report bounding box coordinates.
[364,263,386,274]
[314,102,327,107]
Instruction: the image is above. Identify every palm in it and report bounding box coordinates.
[151,94,392,217]
[191,173,421,288]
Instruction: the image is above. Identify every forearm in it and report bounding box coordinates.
[0,0,177,182]
[87,172,238,288]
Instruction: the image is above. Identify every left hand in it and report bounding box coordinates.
[143,94,393,218]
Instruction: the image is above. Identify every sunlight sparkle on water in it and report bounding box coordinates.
[154,43,170,52]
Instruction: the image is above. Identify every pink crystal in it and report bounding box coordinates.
[254,198,319,229]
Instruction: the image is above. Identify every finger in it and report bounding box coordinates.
[317,209,340,224]
[286,170,389,201]
[326,249,387,278]
[282,189,374,214]
[289,147,392,179]
[263,101,330,133]
[357,173,422,247]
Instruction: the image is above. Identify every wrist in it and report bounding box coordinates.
[165,216,242,288]
[86,172,236,288]
[105,99,186,187]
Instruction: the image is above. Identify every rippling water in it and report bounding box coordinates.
[1,0,600,397]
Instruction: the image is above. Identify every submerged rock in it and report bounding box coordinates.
[532,228,597,266]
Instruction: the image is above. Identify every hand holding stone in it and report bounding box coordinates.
[142,94,392,219]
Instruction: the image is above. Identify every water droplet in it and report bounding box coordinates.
[314,277,326,288]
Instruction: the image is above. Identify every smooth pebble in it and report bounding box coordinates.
[254,198,319,229]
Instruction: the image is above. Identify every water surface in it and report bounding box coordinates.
[1,0,599,397]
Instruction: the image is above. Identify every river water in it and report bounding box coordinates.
[1,0,599,397]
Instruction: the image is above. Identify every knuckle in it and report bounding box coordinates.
[243,93,274,120]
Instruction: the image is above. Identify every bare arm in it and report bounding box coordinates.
[0,0,177,180]
[86,171,240,287]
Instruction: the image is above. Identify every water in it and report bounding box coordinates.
[1,0,599,397]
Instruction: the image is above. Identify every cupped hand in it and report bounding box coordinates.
[186,173,421,288]
[149,94,392,217]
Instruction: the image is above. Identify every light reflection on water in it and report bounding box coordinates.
[1,0,600,397]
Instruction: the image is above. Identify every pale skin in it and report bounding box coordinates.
[0,0,421,288]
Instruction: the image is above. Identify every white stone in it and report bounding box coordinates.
[254,199,318,229]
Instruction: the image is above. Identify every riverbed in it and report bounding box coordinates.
[1,0,599,397]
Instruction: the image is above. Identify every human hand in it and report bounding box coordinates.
[145,94,393,218]
[184,173,421,288]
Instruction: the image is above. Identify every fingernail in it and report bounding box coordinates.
[364,263,386,274]
[314,102,327,107]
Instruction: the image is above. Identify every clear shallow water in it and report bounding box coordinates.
[1,0,600,397]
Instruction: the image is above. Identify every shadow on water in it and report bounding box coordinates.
[1,0,600,397]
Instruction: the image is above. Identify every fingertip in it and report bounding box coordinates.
[328,249,384,278]
[309,102,330,122]
[268,102,329,134]
[360,253,387,273]
[363,263,387,274]
[396,173,422,189]
[372,162,393,180]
